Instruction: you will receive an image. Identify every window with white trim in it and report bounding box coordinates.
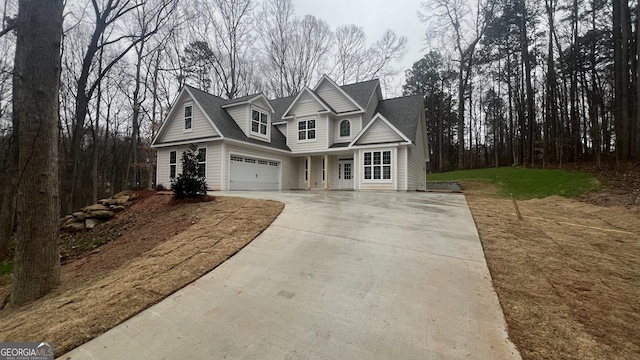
[184,105,192,131]
[251,109,268,135]
[339,119,350,137]
[363,150,392,181]
[169,151,177,179]
[197,148,206,178]
[298,119,316,141]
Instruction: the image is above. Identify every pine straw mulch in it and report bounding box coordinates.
[462,180,640,360]
[0,192,283,357]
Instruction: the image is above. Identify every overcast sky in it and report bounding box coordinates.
[292,0,427,95]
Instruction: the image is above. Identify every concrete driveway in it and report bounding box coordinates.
[62,191,521,360]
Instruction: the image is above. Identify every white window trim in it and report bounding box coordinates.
[250,107,269,138]
[183,103,193,133]
[297,118,317,143]
[362,149,393,183]
[169,150,177,179]
[338,119,351,139]
[197,146,207,180]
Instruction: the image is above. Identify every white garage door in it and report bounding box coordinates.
[229,155,280,190]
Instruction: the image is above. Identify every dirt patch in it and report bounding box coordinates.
[0,194,283,357]
[468,194,640,360]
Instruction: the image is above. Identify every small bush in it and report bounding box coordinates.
[171,144,208,198]
[155,184,166,191]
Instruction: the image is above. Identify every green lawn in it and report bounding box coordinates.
[427,167,600,199]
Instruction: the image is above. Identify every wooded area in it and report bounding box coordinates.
[0,0,409,266]
[406,0,640,172]
[1,0,640,302]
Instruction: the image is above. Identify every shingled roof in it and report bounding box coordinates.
[374,94,424,143]
[341,79,379,110]
[186,86,290,151]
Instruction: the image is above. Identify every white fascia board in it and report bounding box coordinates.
[151,137,223,148]
[223,138,292,155]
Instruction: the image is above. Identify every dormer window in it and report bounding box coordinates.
[184,105,192,131]
[340,119,351,137]
[252,109,268,135]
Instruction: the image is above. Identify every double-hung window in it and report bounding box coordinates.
[363,150,392,181]
[169,151,177,179]
[197,148,206,179]
[184,105,192,131]
[298,119,316,141]
[252,109,268,135]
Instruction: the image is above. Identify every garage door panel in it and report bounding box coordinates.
[229,155,280,190]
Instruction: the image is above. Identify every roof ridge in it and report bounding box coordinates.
[184,84,226,101]
[380,93,424,101]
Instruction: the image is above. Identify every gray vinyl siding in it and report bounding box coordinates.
[287,114,329,153]
[356,119,403,145]
[328,155,339,190]
[327,117,341,147]
[224,143,295,190]
[156,147,172,189]
[203,142,222,190]
[317,82,359,113]
[397,146,407,191]
[288,92,327,116]
[226,106,247,135]
[156,143,222,190]
[159,94,218,143]
[407,118,427,190]
[310,156,324,189]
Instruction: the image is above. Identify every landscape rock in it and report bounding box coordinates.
[83,204,109,212]
[62,221,85,232]
[59,215,73,226]
[85,218,100,229]
[111,205,125,213]
[98,198,118,206]
[72,212,86,221]
[113,190,134,199]
[115,196,130,205]
[87,210,114,219]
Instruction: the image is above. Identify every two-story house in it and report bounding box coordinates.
[151,75,429,191]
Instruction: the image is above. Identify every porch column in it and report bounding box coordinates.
[307,155,311,190]
[324,155,329,190]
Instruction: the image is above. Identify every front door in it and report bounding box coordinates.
[338,159,353,189]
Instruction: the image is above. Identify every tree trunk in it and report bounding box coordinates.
[457,59,465,169]
[519,0,535,167]
[11,0,63,305]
